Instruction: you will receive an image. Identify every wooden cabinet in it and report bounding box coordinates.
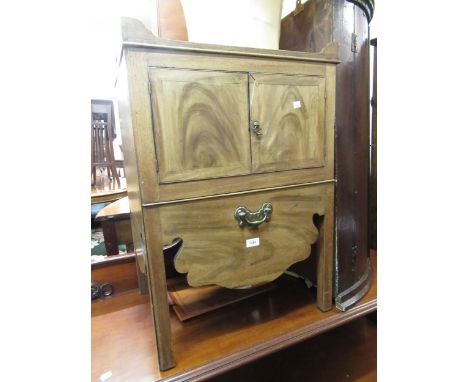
[117,17,339,371]
[280,0,375,311]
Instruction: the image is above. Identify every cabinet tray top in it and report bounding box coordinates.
[120,17,340,65]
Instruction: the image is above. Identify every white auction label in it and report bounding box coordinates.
[293,100,301,109]
[246,237,260,248]
[99,371,113,381]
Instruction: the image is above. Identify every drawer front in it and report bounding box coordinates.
[158,183,334,288]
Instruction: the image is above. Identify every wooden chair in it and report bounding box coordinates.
[91,101,120,187]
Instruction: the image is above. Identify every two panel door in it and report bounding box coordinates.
[149,68,326,183]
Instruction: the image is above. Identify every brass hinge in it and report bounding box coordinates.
[351,33,358,53]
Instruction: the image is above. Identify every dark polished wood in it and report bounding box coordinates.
[92,251,376,381]
[209,315,376,382]
[369,38,377,250]
[99,220,119,256]
[280,0,372,307]
[96,197,133,256]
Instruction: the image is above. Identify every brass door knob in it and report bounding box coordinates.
[250,120,263,137]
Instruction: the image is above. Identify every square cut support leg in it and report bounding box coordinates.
[316,202,334,311]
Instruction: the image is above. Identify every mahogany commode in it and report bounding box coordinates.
[117,17,339,370]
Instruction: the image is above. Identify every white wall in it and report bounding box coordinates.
[90,0,157,99]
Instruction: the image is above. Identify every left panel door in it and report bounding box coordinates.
[149,68,251,183]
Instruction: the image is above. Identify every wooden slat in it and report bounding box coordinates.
[167,277,276,321]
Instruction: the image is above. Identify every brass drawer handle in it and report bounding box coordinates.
[234,202,273,227]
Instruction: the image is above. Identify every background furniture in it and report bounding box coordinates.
[91,99,120,187]
[95,196,133,256]
[281,0,375,310]
[117,17,338,370]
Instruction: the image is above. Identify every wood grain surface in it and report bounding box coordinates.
[95,196,130,220]
[250,73,326,173]
[157,184,333,289]
[116,53,150,278]
[209,315,376,382]
[167,277,275,321]
[280,0,333,53]
[149,68,251,183]
[142,206,175,370]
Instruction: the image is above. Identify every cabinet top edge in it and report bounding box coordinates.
[121,17,340,64]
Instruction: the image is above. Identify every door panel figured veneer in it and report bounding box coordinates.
[250,74,326,173]
[150,68,251,182]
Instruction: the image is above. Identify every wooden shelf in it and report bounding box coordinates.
[92,251,377,382]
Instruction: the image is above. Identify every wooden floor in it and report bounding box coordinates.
[210,314,377,382]
[92,252,377,382]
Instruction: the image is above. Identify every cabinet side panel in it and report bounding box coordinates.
[125,50,160,202]
[119,50,175,370]
[116,55,147,282]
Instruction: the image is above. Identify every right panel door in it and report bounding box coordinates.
[250,73,326,173]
